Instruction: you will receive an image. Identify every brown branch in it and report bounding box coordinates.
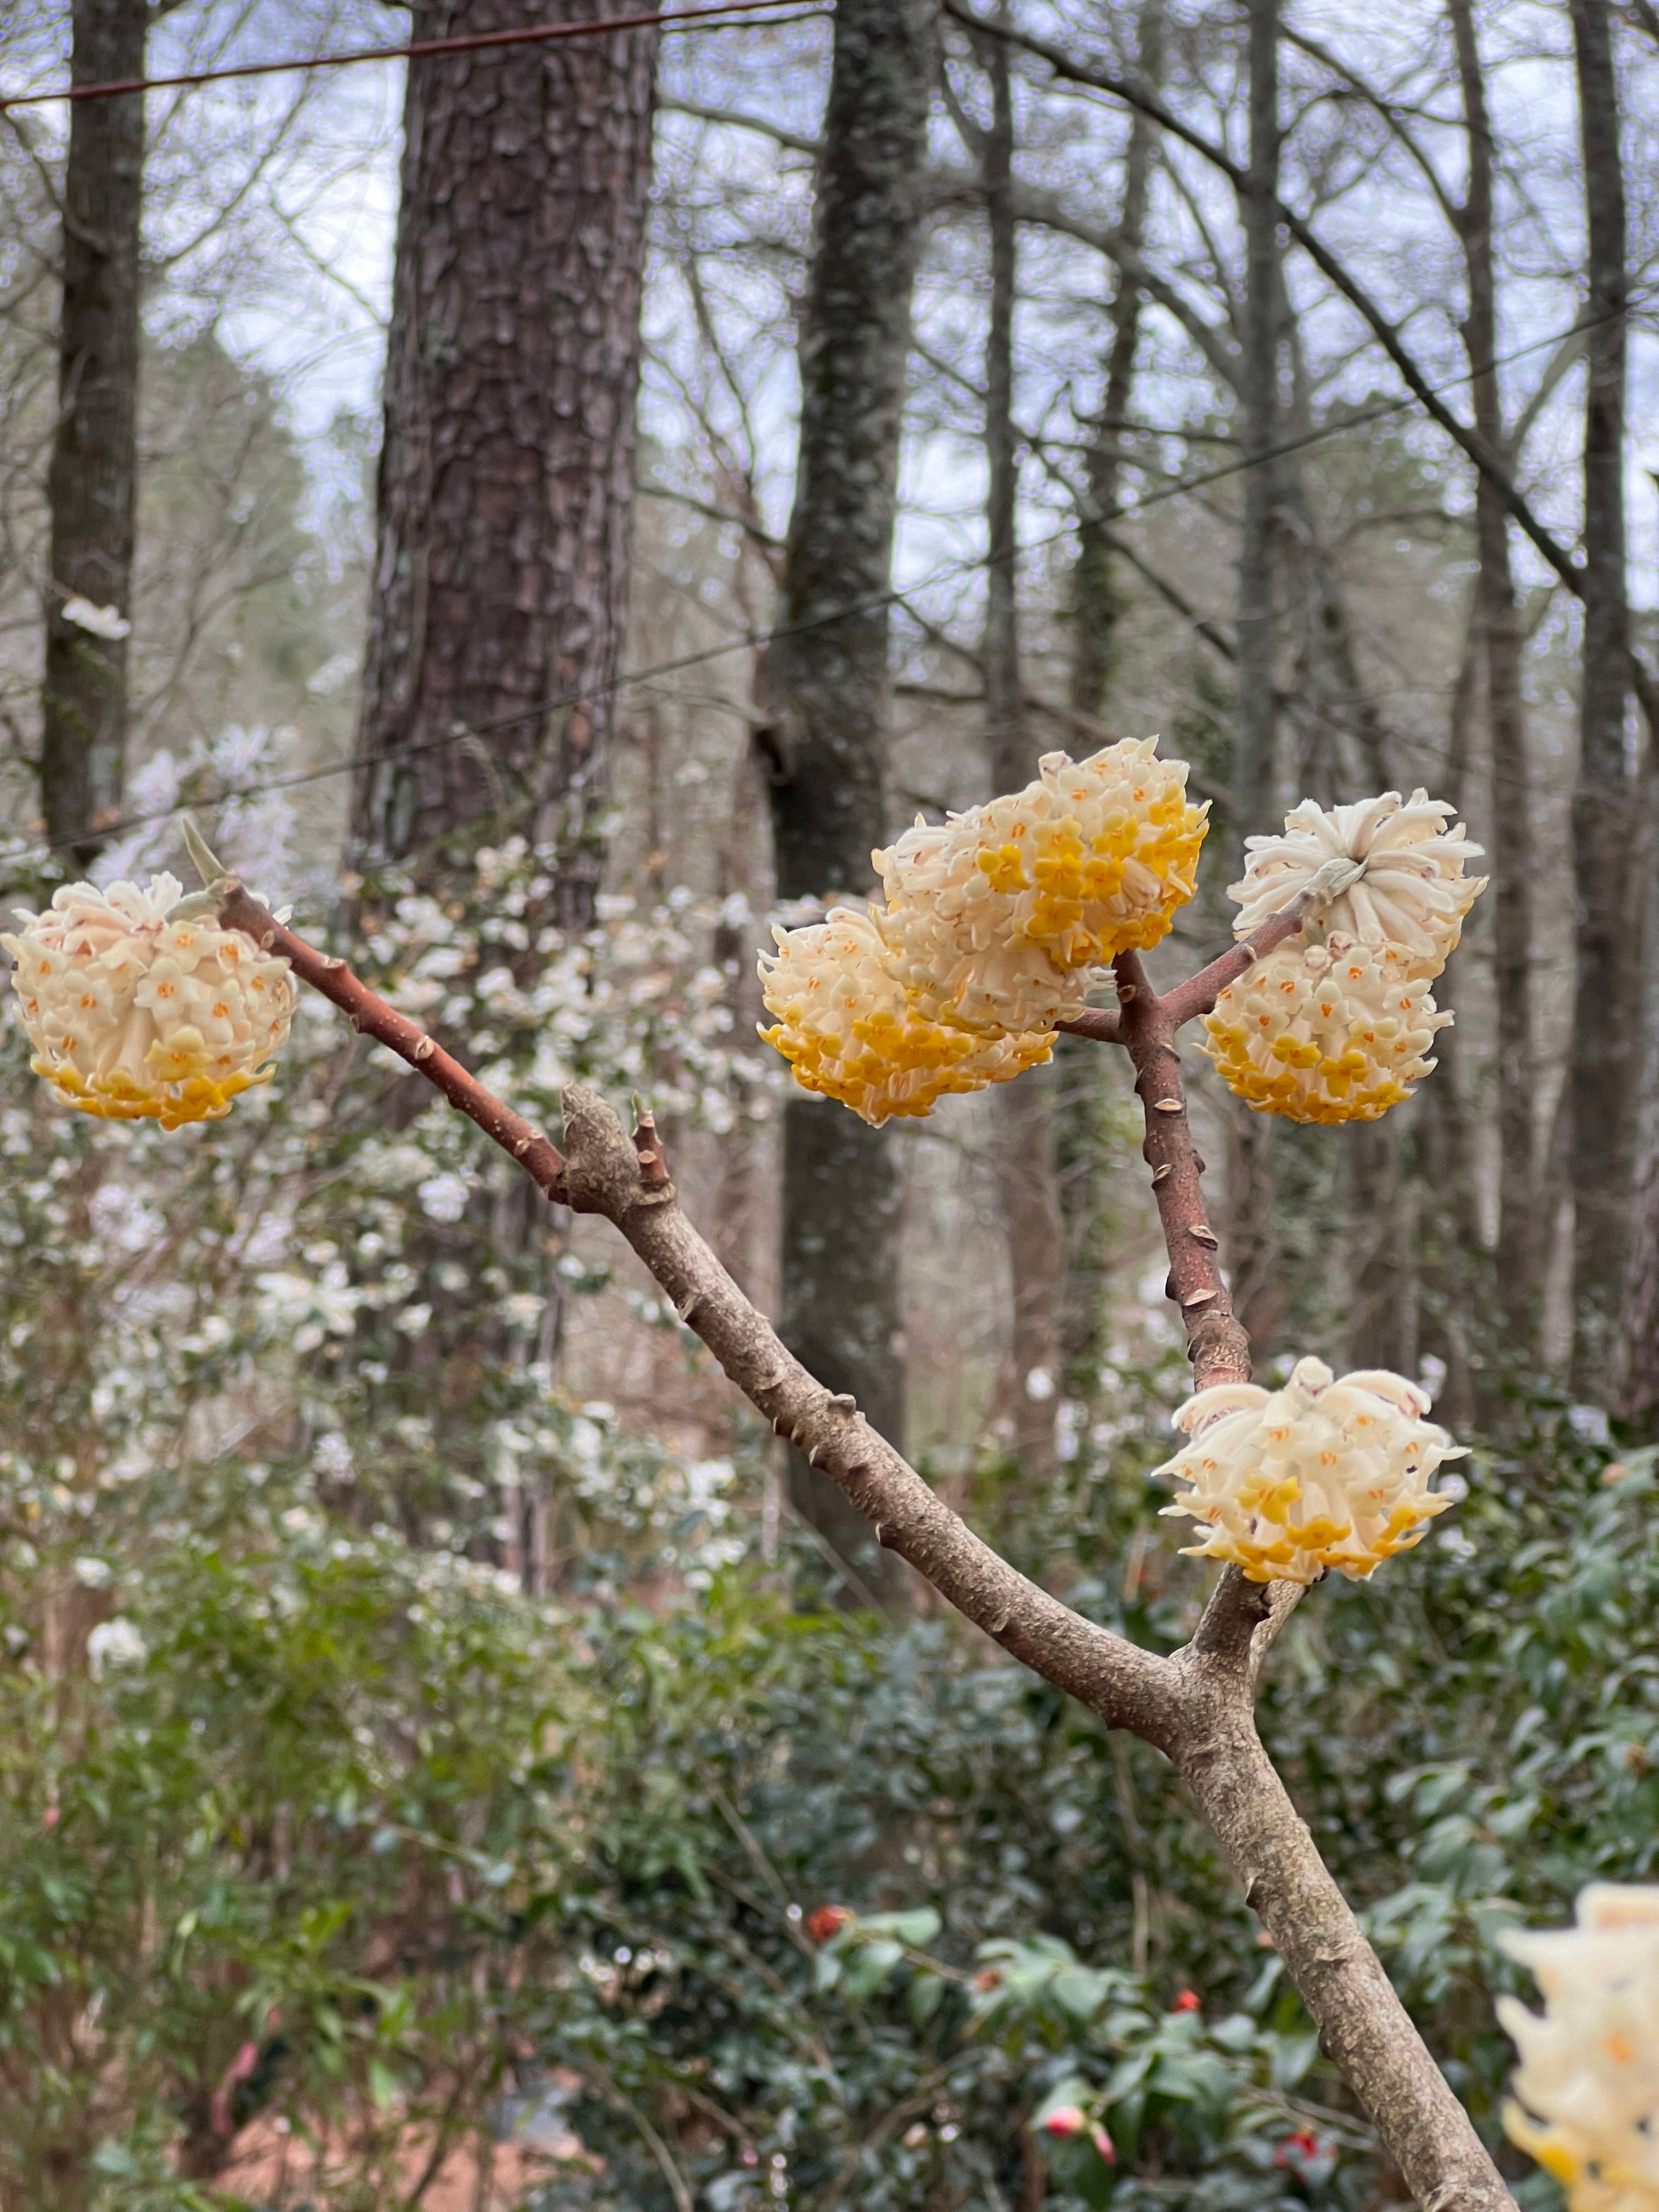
[215,886,569,1202]
[213,885,1516,2211]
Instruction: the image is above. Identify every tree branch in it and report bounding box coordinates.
[210,883,1517,2210]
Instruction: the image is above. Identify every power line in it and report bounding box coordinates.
[10,286,1651,870]
[0,0,825,114]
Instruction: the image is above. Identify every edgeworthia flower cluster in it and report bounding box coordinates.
[3,874,294,1128]
[1204,791,1486,1125]
[1199,934,1453,1124]
[1499,1884,1659,2211]
[756,906,1055,1122]
[1229,790,1486,977]
[1152,1357,1465,1585]
[759,739,1207,1124]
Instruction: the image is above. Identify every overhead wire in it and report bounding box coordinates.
[0,0,828,113]
[8,267,1653,870]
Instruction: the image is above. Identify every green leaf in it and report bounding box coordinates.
[840,1938,904,2001]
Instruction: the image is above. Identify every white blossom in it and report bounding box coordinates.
[1199,932,1451,1124]
[3,874,294,1128]
[1499,1884,1659,2212]
[1229,790,1486,979]
[416,1171,471,1223]
[1153,1356,1466,1585]
[61,595,131,641]
[87,1616,148,1677]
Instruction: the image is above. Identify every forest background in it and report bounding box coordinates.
[0,0,1657,2204]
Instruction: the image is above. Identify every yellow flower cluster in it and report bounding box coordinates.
[758,906,1054,1126]
[1230,789,1486,979]
[759,741,1206,1122]
[1208,789,1484,1126]
[1153,1356,1464,1585]
[874,738,1207,1017]
[3,874,294,1130]
[1199,933,1451,1124]
[1500,1885,1659,2212]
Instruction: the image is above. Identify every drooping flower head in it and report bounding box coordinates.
[1499,1885,1659,2212]
[874,738,1207,1019]
[3,874,294,1129]
[758,905,1053,1127]
[1229,790,1486,979]
[1199,932,1451,1125]
[1154,1356,1465,1585]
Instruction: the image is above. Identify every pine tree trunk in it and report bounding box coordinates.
[768,0,936,1603]
[353,0,658,914]
[978,24,1062,1473]
[1451,0,1537,1351]
[40,0,147,863]
[1568,0,1640,1383]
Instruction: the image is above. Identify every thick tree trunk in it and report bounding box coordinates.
[40,0,147,863]
[353,0,658,914]
[975,26,1062,1472]
[1450,0,1537,1350]
[768,0,935,1601]
[1568,0,1639,1382]
[1223,0,1282,1346]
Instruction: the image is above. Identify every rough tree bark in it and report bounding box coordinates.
[40,0,149,864]
[1568,0,1640,1383]
[970,22,1064,1472]
[765,0,936,1598]
[1450,0,1538,1348]
[1224,0,1283,1347]
[352,0,659,915]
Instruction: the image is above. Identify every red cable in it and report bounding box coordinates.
[0,0,822,112]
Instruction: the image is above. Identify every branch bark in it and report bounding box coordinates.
[210,885,1517,2211]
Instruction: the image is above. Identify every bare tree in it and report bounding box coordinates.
[1569,0,1641,1381]
[764,0,938,1598]
[1449,0,1538,1346]
[1223,0,1284,1347]
[40,0,151,861]
[353,0,659,916]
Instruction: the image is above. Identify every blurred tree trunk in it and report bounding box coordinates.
[972,24,1062,1472]
[766,0,936,1601]
[1070,0,1159,725]
[40,0,149,864]
[1059,0,1160,1392]
[353,0,658,921]
[1222,0,1283,1347]
[1450,0,1537,1351]
[1568,0,1640,1384]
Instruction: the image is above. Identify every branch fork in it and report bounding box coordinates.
[206,856,1516,2212]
